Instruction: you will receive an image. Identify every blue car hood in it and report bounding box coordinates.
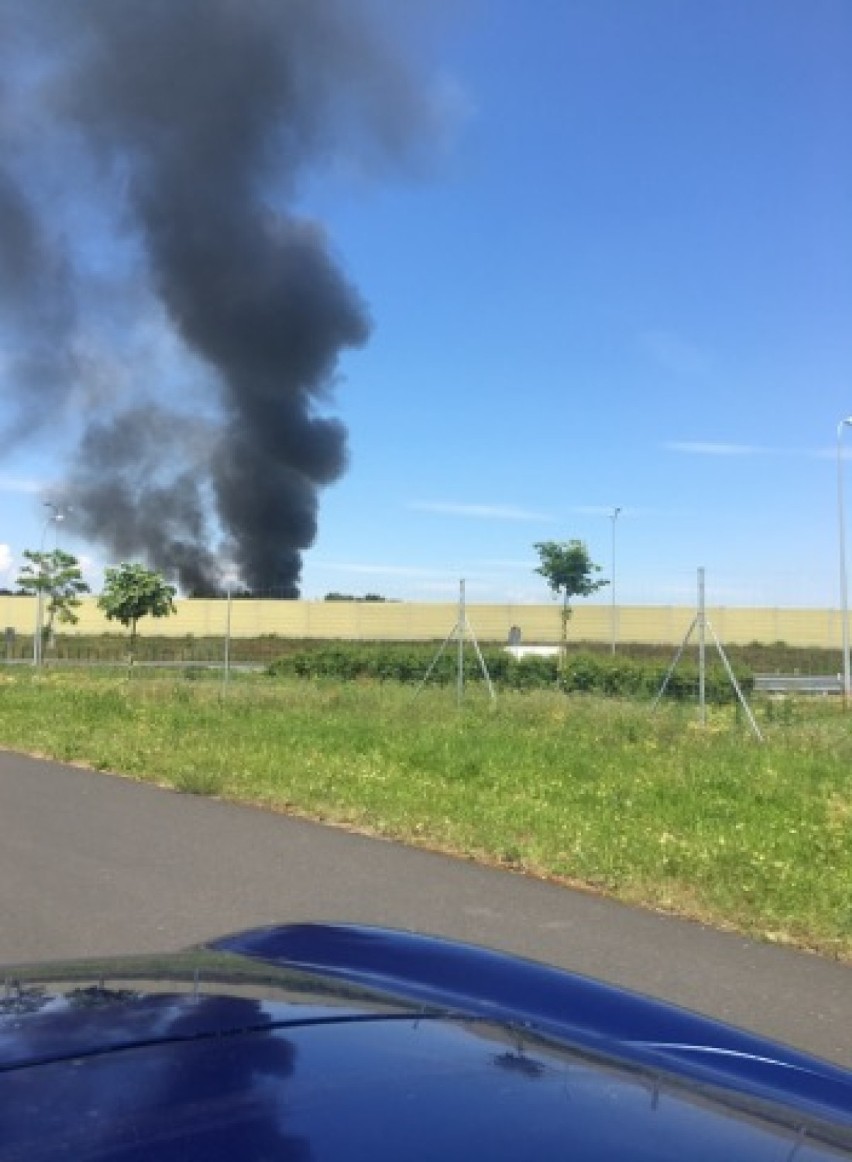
[1,923,850,1160]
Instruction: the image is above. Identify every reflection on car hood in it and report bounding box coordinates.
[1,923,851,1160]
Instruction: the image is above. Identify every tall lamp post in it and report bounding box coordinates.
[838,417,852,705]
[219,566,240,700]
[610,507,621,654]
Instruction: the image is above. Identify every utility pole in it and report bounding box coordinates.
[610,507,621,654]
[838,417,852,705]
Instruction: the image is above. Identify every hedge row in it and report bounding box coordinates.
[7,633,835,676]
[267,644,752,704]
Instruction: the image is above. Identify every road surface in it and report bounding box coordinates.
[1,749,849,1067]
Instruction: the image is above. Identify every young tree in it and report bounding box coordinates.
[533,540,608,667]
[16,549,90,654]
[98,563,177,662]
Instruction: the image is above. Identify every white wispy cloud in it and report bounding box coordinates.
[571,504,634,517]
[479,558,538,570]
[641,329,713,380]
[409,501,552,521]
[0,544,12,576]
[815,444,852,461]
[663,441,768,457]
[667,441,852,461]
[318,561,460,580]
[0,475,45,494]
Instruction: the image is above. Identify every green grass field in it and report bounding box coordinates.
[1,666,849,960]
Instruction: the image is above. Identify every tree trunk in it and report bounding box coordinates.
[559,592,569,676]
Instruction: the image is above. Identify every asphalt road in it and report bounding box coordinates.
[1,749,849,1067]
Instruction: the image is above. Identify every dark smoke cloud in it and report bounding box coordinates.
[68,407,220,595]
[0,167,78,446]
[0,0,444,593]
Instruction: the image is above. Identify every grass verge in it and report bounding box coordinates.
[0,666,850,960]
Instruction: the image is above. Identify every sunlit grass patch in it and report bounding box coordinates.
[0,666,849,958]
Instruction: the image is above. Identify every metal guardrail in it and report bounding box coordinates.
[753,674,844,694]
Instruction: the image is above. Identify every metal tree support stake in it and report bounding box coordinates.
[838,416,852,706]
[652,568,764,742]
[414,580,496,705]
[221,583,233,700]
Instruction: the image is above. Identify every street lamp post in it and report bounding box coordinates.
[838,417,852,705]
[222,581,234,699]
[219,566,240,700]
[610,507,621,654]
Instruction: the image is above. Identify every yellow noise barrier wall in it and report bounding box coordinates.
[0,597,847,649]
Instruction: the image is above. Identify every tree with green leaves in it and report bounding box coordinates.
[16,549,90,655]
[98,563,177,662]
[533,539,608,668]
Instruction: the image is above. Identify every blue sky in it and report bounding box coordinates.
[2,0,851,608]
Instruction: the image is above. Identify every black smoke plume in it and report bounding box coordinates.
[0,0,441,593]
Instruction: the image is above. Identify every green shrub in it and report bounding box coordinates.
[267,644,750,704]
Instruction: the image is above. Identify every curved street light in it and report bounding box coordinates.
[610,507,621,654]
[838,417,852,705]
